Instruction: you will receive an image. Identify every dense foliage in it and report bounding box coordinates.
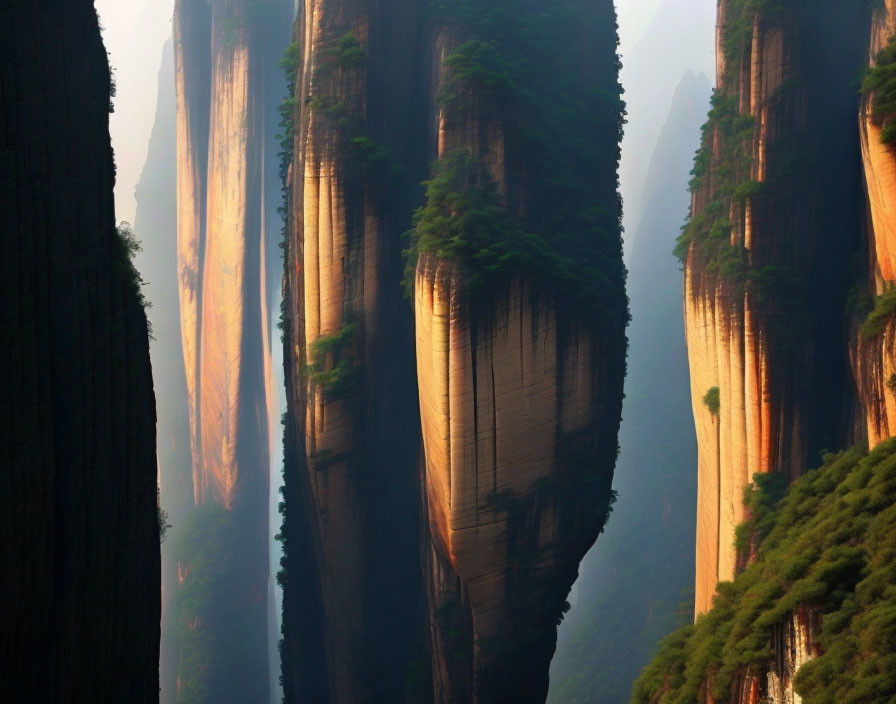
[407,0,626,319]
[863,37,896,148]
[172,503,239,703]
[702,387,720,416]
[308,323,359,399]
[860,286,896,338]
[632,440,896,704]
[672,93,756,273]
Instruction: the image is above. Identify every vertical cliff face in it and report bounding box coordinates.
[853,0,896,449]
[0,0,160,699]
[279,1,426,701]
[172,0,291,699]
[682,0,866,616]
[412,3,627,701]
[279,2,627,702]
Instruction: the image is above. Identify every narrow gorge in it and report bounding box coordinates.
[13,1,896,702]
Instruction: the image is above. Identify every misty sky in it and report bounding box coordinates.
[96,0,713,232]
[95,0,174,226]
[616,0,665,50]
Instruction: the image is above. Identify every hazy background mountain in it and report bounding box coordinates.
[95,0,174,224]
[617,0,716,252]
[130,37,187,704]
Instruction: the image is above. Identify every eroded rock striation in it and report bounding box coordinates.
[639,0,896,700]
[413,4,626,700]
[278,1,627,702]
[0,0,159,698]
[679,0,867,616]
[279,1,427,700]
[171,0,291,699]
[853,0,896,449]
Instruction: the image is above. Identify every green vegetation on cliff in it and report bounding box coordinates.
[632,440,896,704]
[409,0,626,319]
[673,90,755,274]
[308,323,359,399]
[408,150,619,306]
[863,37,896,149]
[702,387,720,416]
[860,286,896,338]
[673,0,787,280]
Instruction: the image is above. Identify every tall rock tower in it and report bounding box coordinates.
[278,2,628,702]
[171,0,291,699]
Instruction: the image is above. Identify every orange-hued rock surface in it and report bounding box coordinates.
[685,0,802,616]
[174,2,205,488]
[855,0,896,448]
[171,0,287,699]
[685,277,774,615]
[174,0,273,511]
[415,258,607,634]
[280,2,427,701]
[685,0,864,616]
[279,3,625,701]
[289,6,373,700]
[412,19,625,698]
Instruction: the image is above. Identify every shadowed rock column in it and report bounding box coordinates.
[279,1,427,701]
[413,3,627,701]
[0,0,159,699]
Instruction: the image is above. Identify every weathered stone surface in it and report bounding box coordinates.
[0,0,159,698]
[280,4,624,702]
[413,7,626,699]
[854,0,896,448]
[685,0,865,616]
[280,2,426,701]
[171,0,290,698]
[415,259,622,701]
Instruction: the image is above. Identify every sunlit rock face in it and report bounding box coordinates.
[279,1,426,701]
[177,0,274,509]
[278,2,626,702]
[854,0,896,448]
[412,6,627,700]
[172,0,290,699]
[0,0,159,699]
[414,261,622,702]
[684,0,865,617]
